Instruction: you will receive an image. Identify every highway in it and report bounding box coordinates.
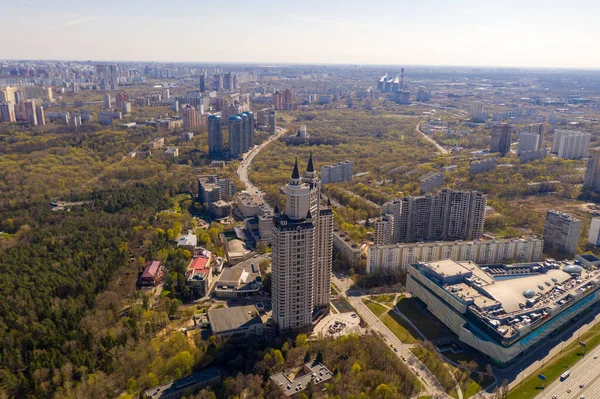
[535,350,600,399]
[332,275,453,398]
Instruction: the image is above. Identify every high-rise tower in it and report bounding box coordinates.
[208,115,223,159]
[271,155,333,332]
[228,115,243,157]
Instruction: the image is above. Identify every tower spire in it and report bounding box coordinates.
[306,152,315,173]
[291,157,300,179]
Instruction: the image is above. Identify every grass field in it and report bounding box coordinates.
[370,294,397,307]
[507,319,600,399]
[363,298,417,343]
[396,297,443,340]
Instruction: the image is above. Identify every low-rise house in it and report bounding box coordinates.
[186,255,213,298]
[165,146,179,158]
[141,261,163,286]
[177,231,198,252]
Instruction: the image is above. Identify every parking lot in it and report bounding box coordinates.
[312,312,364,338]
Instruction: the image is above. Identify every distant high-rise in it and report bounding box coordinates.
[469,102,486,122]
[182,104,201,128]
[24,100,37,125]
[243,111,255,149]
[208,115,224,159]
[282,89,294,110]
[115,92,129,108]
[212,74,223,91]
[35,106,45,126]
[528,123,547,150]
[584,151,600,192]
[269,109,277,135]
[518,132,540,155]
[271,156,333,332]
[544,210,581,254]
[199,74,205,92]
[96,64,118,90]
[0,102,16,122]
[223,72,233,90]
[228,115,243,157]
[552,130,591,160]
[273,90,283,110]
[490,123,513,156]
[103,93,112,110]
[381,189,486,244]
[416,88,431,102]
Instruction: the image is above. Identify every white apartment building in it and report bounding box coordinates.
[588,218,600,246]
[552,130,591,159]
[321,161,353,184]
[543,210,582,254]
[367,237,544,275]
[517,132,540,155]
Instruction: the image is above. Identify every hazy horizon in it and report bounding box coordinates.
[2,0,600,69]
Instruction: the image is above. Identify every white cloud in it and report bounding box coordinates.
[64,16,96,27]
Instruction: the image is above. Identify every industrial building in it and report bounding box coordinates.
[406,258,600,365]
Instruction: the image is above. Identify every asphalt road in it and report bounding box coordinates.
[332,275,453,398]
[535,349,600,399]
[416,122,449,154]
[237,127,285,194]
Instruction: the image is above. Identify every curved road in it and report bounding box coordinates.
[237,127,285,194]
[416,122,449,154]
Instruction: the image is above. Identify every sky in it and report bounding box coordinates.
[2,0,600,68]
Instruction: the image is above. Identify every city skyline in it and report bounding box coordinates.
[3,0,600,69]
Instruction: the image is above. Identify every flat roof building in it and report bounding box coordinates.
[271,361,333,396]
[207,305,263,338]
[214,255,263,297]
[407,258,600,365]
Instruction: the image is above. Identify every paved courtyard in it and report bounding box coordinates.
[312,312,364,339]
